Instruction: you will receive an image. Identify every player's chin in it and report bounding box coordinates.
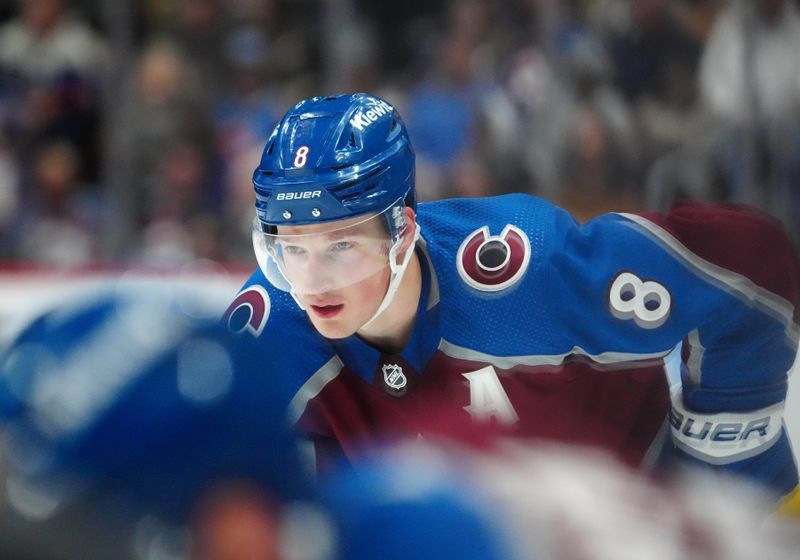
[308,315,358,340]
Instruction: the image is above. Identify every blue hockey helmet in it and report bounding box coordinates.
[253,93,416,229]
[0,284,317,535]
[252,94,421,328]
[323,448,511,560]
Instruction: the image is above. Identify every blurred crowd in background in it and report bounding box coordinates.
[0,0,799,269]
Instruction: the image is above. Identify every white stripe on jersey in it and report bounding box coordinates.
[288,355,344,425]
[618,213,800,349]
[438,338,673,370]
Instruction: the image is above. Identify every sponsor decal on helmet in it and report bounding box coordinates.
[349,100,394,131]
[276,190,322,201]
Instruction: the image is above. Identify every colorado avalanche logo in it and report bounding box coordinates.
[223,285,270,337]
[456,225,531,292]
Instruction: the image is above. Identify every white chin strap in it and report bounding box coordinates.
[360,223,421,330]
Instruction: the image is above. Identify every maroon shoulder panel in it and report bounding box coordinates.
[639,201,800,322]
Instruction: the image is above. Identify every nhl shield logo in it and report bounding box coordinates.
[382,363,407,391]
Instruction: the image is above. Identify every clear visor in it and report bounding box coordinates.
[253,200,406,296]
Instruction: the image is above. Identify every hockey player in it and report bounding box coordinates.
[225,93,800,498]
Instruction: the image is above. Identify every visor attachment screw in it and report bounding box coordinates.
[282,210,292,219]
[311,208,321,218]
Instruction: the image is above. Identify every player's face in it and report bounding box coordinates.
[275,214,393,339]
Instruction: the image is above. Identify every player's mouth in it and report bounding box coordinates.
[310,303,344,319]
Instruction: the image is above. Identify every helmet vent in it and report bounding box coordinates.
[346,131,358,149]
[336,129,361,152]
[266,141,275,155]
[334,178,383,206]
[386,117,401,141]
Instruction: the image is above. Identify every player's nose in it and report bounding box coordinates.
[293,253,335,295]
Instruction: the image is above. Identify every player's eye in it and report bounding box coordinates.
[331,241,354,252]
[283,245,307,256]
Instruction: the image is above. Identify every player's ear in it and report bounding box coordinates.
[399,206,417,253]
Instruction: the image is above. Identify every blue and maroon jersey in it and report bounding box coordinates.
[225,194,800,495]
